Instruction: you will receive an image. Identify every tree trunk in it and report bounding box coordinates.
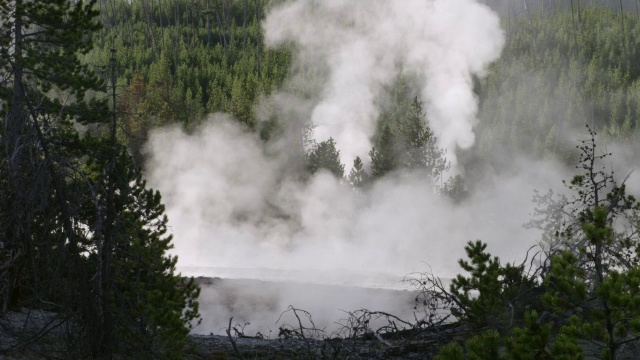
[620,0,625,32]
[256,0,261,77]
[120,0,127,40]
[224,0,232,48]
[214,0,227,49]
[570,0,579,53]
[129,1,134,50]
[174,0,180,34]
[3,0,26,314]
[243,0,248,50]
[577,0,582,27]
[10,1,24,156]
[98,48,120,360]
[173,0,180,72]
[98,0,105,43]
[159,0,165,50]
[111,0,117,35]
[206,0,212,46]
[141,0,150,48]
[523,0,538,60]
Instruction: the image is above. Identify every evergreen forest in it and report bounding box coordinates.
[1,0,640,359]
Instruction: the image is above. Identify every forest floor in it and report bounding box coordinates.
[185,330,640,360]
[186,330,452,359]
[188,276,452,358]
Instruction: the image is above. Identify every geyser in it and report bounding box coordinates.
[263,0,505,165]
[144,0,566,335]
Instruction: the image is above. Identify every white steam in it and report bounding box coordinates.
[264,0,504,164]
[141,0,583,335]
[145,115,570,334]
[146,116,567,280]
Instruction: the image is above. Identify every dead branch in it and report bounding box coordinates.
[225,317,244,360]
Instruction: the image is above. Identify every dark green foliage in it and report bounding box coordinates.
[542,252,587,312]
[476,6,640,164]
[547,131,640,360]
[540,203,640,360]
[444,175,470,203]
[85,0,291,160]
[0,0,200,357]
[505,310,583,360]
[370,97,449,185]
[505,310,554,360]
[104,151,201,358]
[437,129,640,360]
[433,128,640,359]
[0,0,108,317]
[369,125,397,179]
[434,341,465,360]
[434,330,502,360]
[348,156,370,190]
[449,240,537,331]
[397,97,449,176]
[306,138,345,178]
[465,329,502,360]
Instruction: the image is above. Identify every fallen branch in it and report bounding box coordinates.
[374,332,392,347]
[226,317,244,360]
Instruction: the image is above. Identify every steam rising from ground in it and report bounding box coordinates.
[264,0,504,165]
[146,116,570,334]
[146,116,567,280]
[143,0,582,335]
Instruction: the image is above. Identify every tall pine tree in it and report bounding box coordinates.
[0,1,200,357]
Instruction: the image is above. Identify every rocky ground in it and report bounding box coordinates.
[187,276,451,358]
[185,330,640,360]
[4,276,640,359]
[186,331,448,359]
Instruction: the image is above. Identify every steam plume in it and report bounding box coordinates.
[143,0,551,335]
[263,0,505,164]
[146,116,566,281]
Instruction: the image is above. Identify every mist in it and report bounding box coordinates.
[142,0,627,336]
[145,113,574,334]
[262,0,504,165]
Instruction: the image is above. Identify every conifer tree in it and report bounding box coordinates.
[370,97,449,185]
[433,128,640,360]
[86,149,201,358]
[531,128,640,360]
[0,1,200,357]
[0,0,105,319]
[369,125,396,179]
[348,156,370,190]
[306,137,345,179]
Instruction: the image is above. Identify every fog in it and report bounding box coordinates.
[143,0,638,335]
[262,0,504,166]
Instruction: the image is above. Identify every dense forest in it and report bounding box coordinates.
[1,0,640,359]
[84,0,640,174]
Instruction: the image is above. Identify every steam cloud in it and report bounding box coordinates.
[146,115,571,334]
[263,0,505,164]
[144,0,567,335]
[146,115,567,283]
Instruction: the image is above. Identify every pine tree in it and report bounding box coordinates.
[0,0,106,329]
[369,125,396,179]
[348,156,370,190]
[448,240,536,331]
[431,129,640,359]
[370,98,449,185]
[0,1,200,357]
[524,128,640,360]
[306,137,345,179]
[89,150,201,358]
[397,97,450,184]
